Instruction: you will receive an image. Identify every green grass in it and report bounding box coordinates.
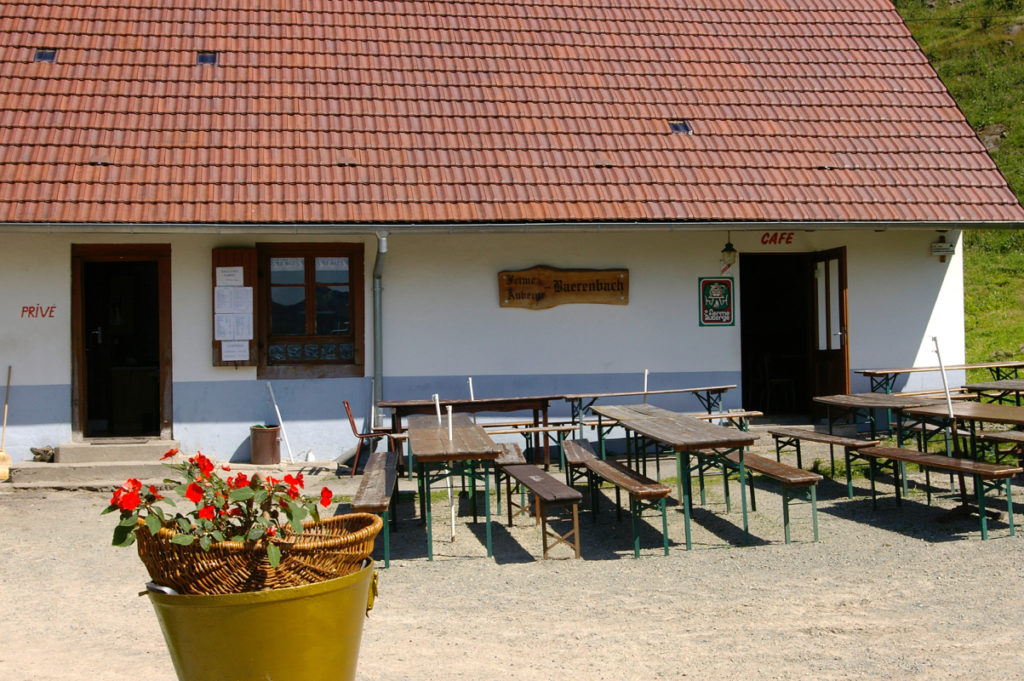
[893,0,1024,375]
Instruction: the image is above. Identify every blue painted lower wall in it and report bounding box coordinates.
[3,371,741,463]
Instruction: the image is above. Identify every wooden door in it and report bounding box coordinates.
[71,244,173,440]
[810,247,850,398]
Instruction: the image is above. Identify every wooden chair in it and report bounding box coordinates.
[344,400,393,477]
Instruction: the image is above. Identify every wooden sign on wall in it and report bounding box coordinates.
[498,266,628,310]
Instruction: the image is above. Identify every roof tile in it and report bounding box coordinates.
[0,0,1019,225]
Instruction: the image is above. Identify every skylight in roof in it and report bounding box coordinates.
[196,51,218,65]
[668,119,693,134]
[34,48,57,63]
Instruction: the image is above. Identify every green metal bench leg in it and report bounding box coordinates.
[380,509,390,568]
[747,468,757,512]
[811,485,819,542]
[720,461,728,511]
[1005,478,1015,537]
[869,458,878,510]
[976,474,988,540]
[900,461,909,498]
[631,496,640,558]
[682,451,692,550]
[660,498,669,556]
[783,489,791,544]
[846,449,855,499]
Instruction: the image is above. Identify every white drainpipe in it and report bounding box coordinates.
[371,231,388,428]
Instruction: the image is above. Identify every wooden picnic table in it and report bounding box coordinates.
[900,401,1024,457]
[562,384,736,435]
[857,361,1024,393]
[405,413,502,560]
[379,394,559,468]
[813,392,947,440]
[897,400,1024,522]
[590,403,759,550]
[964,378,1024,406]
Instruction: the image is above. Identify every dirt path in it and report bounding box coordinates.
[2,454,1023,681]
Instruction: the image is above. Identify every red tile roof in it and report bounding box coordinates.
[0,0,1021,226]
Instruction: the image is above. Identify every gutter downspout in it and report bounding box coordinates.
[371,231,388,429]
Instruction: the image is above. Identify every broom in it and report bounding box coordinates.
[0,366,11,481]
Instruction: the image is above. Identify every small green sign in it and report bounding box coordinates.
[699,277,734,326]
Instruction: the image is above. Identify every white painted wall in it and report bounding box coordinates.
[382,231,741,376]
[0,227,968,463]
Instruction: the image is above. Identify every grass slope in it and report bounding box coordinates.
[894,0,1024,369]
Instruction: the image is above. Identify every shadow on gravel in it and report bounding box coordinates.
[820,491,1015,543]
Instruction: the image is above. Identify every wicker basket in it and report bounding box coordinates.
[136,513,383,595]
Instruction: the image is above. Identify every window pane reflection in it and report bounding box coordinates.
[271,287,305,335]
[316,285,350,334]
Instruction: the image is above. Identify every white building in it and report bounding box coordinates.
[0,0,1021,464]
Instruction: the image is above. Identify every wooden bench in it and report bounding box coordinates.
[767,426,880,473]
[898,422,972,452]
[484,423,577,469]
[724,451,823,543]
[500,464,583,559]
[849,446,1020,539]
[975,429,1024,467]
[562,438,670,557]
[492,442,527,510]
[350,450,399,567]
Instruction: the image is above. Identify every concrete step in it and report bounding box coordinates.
[56,439,180,463]
[10,460,172,489]
[5,459,397,494]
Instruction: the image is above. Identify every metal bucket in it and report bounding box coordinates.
[146,561,376,681]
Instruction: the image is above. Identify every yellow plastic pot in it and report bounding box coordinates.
[147,561,377,681]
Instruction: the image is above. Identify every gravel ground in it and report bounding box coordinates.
[2,438,1023,681]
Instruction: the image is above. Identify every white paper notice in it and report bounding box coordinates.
[216,266,245,287]
[214,286,253,314]
[221,341,249,362]
[214,314,234,341]
[233,314,253,340]
[215,313,253,340]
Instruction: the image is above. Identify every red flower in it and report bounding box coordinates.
[185,483,204,504]
[197,505,215,521]
[227,473,250,489]
[117,490,141,511]
[320,487,333,508]
[147,485,164,501]
[121,478,142,493]
[221,464,231,472]
[190,453,215,479]
[265,476,279,487]
[160,448,179,460]
[285,485,300,500]
[266,526,277,537]
[284,473,304,489]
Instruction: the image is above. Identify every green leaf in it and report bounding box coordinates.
[229,487,255,502]
[111,523,137,547]
[247,525,266,541]
[266,543,281,568]
[252,488,268,506]
[176,517,192,533]
[145,514,163,536]
[100,505,116,515]
[211,530,226,543]
[170,534,195,546]
[199,535,212,552]
[117,510,139,527]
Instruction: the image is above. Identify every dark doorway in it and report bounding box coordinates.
[739,253,813,415]
[72,245,172,440]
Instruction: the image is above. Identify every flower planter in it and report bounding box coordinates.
[147,560,377,681]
